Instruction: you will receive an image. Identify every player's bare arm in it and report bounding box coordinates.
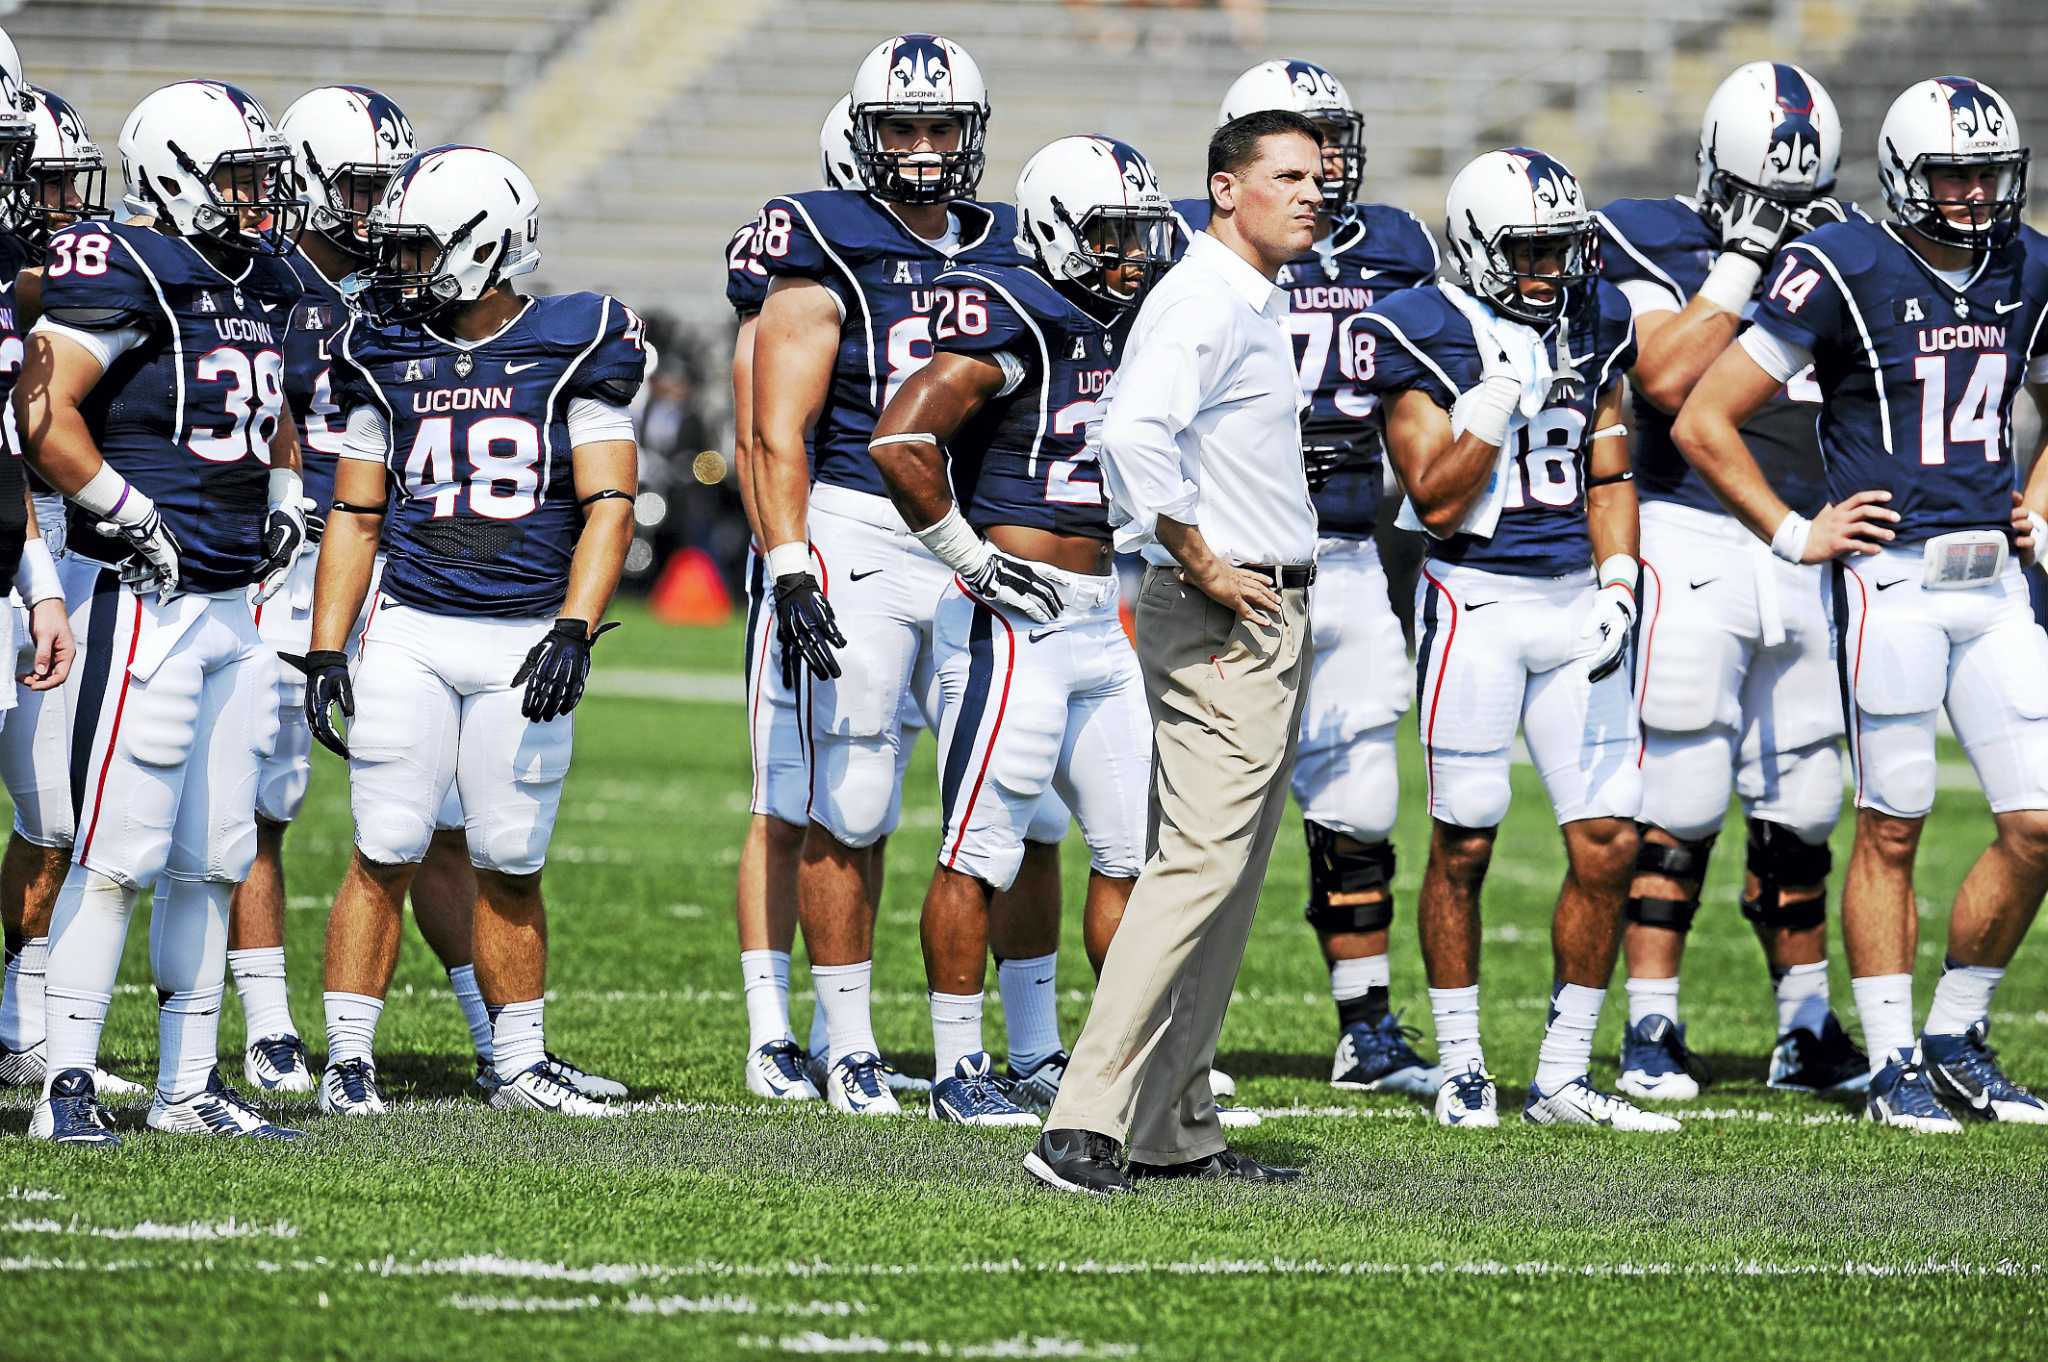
[1674,341,1897,561]
[1584,384,1638,564]
[557,439,639,629]
[1628,304,1743,415]
[306,456,383,658]
[750,274,844,683]
[14,489,71,691]
[730,312,763,542]
[868,350,1005,530]
[1381,385,1505,538]
[13,328,105,493]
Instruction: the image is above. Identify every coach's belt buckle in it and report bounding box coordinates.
[1920,529,2007,591]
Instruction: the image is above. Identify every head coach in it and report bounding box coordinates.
[1026,110,1324,1195]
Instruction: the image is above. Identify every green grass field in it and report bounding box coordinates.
[7,600,2047,1362]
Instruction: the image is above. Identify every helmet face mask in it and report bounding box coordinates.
[356,213,483,326]
[25,155,105,252]
[1308,111,1364,211]
[181,145,306,256]
[0,125,33,234]
[1894,149,2029,248]
[304,154,399,258]
[1062,202,1176,307]
[1476,223,1597,325]
[847,34,991,205]
[280,85,418,262]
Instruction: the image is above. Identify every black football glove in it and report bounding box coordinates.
[253,496,313,605]
[962,547,1064,624]
[774,571,845,690]
[1790,195,1852,236]
[512,617,620,722]
[1717,186,1798,268]
[98,504,183,604]
[282,649,353,759]
[1302,438,1355,493]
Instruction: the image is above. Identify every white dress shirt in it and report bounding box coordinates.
[1094,230,1315,567]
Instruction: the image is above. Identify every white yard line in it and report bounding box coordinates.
[3,1217,297,1241]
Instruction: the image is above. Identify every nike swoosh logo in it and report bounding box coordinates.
[1689,577,1718,590]
[1464,600,1496,611]
[836,984,860,992]
[505,360,540,374]
[1876,578,1907,591]
[259,301,278,313]
[1029,629,1056,643]
[1996,300,2024,315]
[1033,976,1053,985]
[848,569,883,581]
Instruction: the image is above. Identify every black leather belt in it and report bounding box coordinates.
[1241,562,1315,589]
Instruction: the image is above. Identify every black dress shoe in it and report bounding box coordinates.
[1129,1148,1302,1183]
[1024,1128,1132,1196]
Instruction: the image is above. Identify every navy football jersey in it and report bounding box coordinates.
[1177,200,1440,535]
[929,262,1129,541]
[1361,281,1637,577]
[1750,219,2048,542]
[281,246,349,538]
[332,292,647,618]
[43,221,302,593]
[751,189,1019,498]
[725,217,769,319]
[1597,196,1844,519]
[0,231,34,574]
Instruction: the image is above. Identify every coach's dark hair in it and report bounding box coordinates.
[1207,110,1323,207]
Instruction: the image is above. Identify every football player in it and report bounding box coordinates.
[1365,148,1676,1132]
[1675,76,2048,1131]
[749,34,1068,1116]
[302,144,642,1118]
[868,134,1172,1123]
[0,71,129,1098]
[19,80,313,1144]
[1594,62,1869,1101]
[1177,59,1441,1099]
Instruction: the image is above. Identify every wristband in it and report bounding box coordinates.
[910,504,992,578]
[73,462,148,524]
[1460,373,1523,449]
[1596,553,1638,594]
[267,465,304,511]
[1770,511,1814,564]
[1698,253,1764,315]
[764,541,813,581]
[14,538,60,605]
[2026,511,2047,565]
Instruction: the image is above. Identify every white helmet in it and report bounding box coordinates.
[1695,61,1840,221]
[279,85,418,260]
[819,95,858,191]
[118,81,303,255]
[1015,135,1175,309]
[356,144,539,325]
[21,87,106,255]
[847,33,990,203]
[1879,76,2029,249]
[1217,59,1364,210]
[0,29,33,231]
[1444,147,1597,327]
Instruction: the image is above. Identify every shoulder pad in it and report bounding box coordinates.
[1173,198,1213,234]
[1793,219,1884,278]
[932,264,1040,355]
[725,220,768,318]
[40,222,170,322]
[1359,203,1441,276]
[528,291,620,351]
[1363,283,1457,348]
[1595,197,1704,255]
[759,191,885,278]
[1590,279,1638,384]
[964,200,1018,246]
[564,294,649,403]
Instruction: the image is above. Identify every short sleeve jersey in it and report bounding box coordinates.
[1360,279,1637,576]
[44,220,303,592]
[331,291,647,617]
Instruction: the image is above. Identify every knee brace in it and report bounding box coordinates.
[1304,822,1395,934]
[1739,817,1831,932]
[1623,828,1715,933]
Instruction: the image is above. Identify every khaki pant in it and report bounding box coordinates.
[1047,564,1311,1164]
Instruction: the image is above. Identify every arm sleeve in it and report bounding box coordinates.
[566,396,638,445]
[1739,325,1815,383]
[29,317,149,369]
[1095,293,1223,536]
[337,405,389,463]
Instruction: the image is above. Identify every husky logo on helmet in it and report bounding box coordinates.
[1284,61,1343,107]
[1764,64,1822,181]
[336,84,416,159]
[1507,148,1581,221]
[1105,138,1161,201]
[44,91,85,144]
[888,35,953,101]
[1937,76,2007,146]
[210,82,273,136]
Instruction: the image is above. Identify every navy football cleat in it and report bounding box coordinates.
[1768,1012,1871,1096]
[1865,1049,1963,1134]
[930,1051,1039,1127]
[1920,1023,2048,1124]
[1330,1012,1440,1097]
[1617,1014,1712,1102]
[28,1067,121,1147]
[245,1034,315,1094]
[1002,1050,1068,1113]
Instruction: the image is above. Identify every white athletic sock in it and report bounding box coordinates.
[1534,982,1606,1094]
[1330,953,1389,1002]
[806,989,828,1061]
[228,945,297,1042]
[740,948,794,1051]
[446,964,494,1062]
[150,879,231,1100]
[1924,959,2003,1037]
[1428,984,1484,1076]
[1774,960,1832,1037]
[930,990,984,1079]
[41,868,136,1098]
[1851,973,1916,1074]
[996,952,1062,1073]
[812,960,877,1068]
[491,997,547,1081]
[0,935,49,1051]
[1625,975,1680,1028]
[324,992,385,1068]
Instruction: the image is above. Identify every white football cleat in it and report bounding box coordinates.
[1208,1067,1236,1099]
[245,1034,316,1094]
[318,1058,389,1116]
[1524,1075,1681,1132]
[1435,1064,1499,1128]
[0,1040,145,1097]
[148,1068,303,1140]
[488,1061,620,1118]
[745,1039,822,1101]
[544,1051,627,1100]
[1002,1050,1067,1113]
[824,1051,903,1117]
[1216,1103,1262,1130]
